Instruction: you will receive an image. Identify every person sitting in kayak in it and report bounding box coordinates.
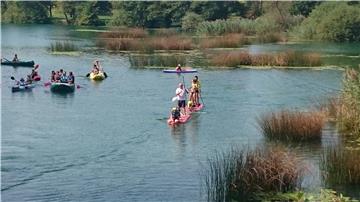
[94,60,102,71]
[54,71,61,82]
[175,83,188,115]
[92,64,99,74]
[68,72,75,84]
[170,107,181,122]
[175,64,182,72]
[18,78,26,86]
[12,54,19,62]
[26,75,33,84]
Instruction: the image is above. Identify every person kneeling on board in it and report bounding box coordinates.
[171,107,181,122]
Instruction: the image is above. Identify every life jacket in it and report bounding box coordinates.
[171,108,180,118]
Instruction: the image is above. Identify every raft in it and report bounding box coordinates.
[89,71,106,81]
[50,82,75,93]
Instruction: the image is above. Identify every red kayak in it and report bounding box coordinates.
[167,114,191,125]
[33,75,41,81]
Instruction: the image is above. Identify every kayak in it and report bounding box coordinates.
[33,75,41,81]
[189,104,204,112]
[89,71,106,81]
[167,114,191,125]
[12,84,35,92]
[50,82,75,93]
[1,60,35,67]
[163,69,197,73]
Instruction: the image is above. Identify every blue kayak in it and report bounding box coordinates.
[163,69,197,73]
[12,84,35,92]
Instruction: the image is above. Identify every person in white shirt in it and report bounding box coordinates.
[175,83,188,115]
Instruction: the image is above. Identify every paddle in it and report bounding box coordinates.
[10,76,15,80]
[3,58,10,62]
[172,96,178,102]
[86,73,90,77]
[200,93,205,106]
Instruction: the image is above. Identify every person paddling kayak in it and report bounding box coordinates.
[175,64,182,71]
[12,54,19,62]
[175,83,188,115]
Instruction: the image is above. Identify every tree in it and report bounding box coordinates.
[290,1,322,17]
[181,12,204,32]
[2,2,50,24]
[189,1,240,21]
[76,2,102,26]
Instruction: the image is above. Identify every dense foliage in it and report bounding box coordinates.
[295,2,360,42]
[1,2,50,24]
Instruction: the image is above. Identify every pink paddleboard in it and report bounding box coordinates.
[167,114,191,125]
[189,104,204,112]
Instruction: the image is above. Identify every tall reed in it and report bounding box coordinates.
[129,54,187,68]
[50,41,78,52]
[199,34,249,49]
[337,69,360,135]
[257,110,325,142]
[203,146,305,201]
[321,147,360,185]
[210,51,322,67]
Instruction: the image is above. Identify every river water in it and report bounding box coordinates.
[1,25,358,201]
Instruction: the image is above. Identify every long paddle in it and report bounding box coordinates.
[3,58,10,62]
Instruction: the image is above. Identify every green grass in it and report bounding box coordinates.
[50,41,78,52]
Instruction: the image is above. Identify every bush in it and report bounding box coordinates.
[203,146,305,201]
[257,110,325,142]
[181,12,204,32]
[295,2,360,42]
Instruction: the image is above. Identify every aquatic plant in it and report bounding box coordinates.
[129,54,187,68]
[321,146,360,185]
[210,51,322,67]
[199,34,249,49]
[196,18,257,36]
[100,28,148,38]
[50,41,78,52]
[203,146,305,201]
[337,69,360,135]
[257,110,325,142]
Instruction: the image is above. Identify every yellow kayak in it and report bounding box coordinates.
[89,71,106,81]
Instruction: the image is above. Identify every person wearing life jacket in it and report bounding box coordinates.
[171,107,181,122]
[19,78,26,86]
[175,64,182,72]
[68,72,75,84]
[60,72,68,83]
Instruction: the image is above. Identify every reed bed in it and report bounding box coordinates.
[98,36,193,52]
[129,54,187,68]
[257,110,325,142]
[100,28,148,38]
[203,146,305,201]
[337,69,360,135]
[321,147,360,185]
[50,41,78,52]
[199,34,249,49]
[196,18,257,36]
[210,51,322,67]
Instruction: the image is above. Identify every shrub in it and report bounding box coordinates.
[203,146,305,201]
[257,110,325,142]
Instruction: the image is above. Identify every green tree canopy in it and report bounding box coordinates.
[1,1,50,24]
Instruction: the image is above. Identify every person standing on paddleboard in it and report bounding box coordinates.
[175,83,188,115]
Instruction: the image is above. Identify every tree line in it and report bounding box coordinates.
[1,1,359,42]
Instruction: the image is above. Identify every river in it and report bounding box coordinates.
[1,25,359,201]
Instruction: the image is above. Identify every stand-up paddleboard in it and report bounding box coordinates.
[163,69,197,73]
[167,114,191,125]
[189,104,204,112]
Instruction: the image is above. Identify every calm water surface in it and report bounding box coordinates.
[1,25,358,201]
